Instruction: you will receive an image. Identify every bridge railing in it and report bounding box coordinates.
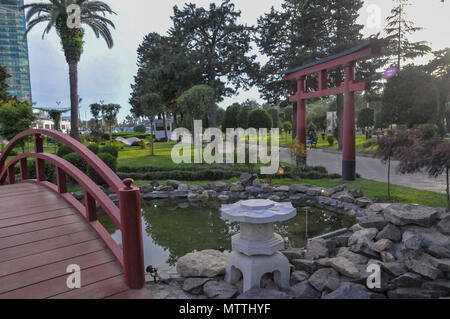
[0,129,145,289]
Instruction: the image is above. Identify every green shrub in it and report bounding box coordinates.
[248,109,273,130]
[113,141,124,151]
[282,121,292,133]
[63,153,87,173]
[57,145,74,158]
[86,144,99,154]
[27,159,56,183]
[327,135,335,146]
[138,140,146,149]
[99,146,119,158]
[87,153,117,186]
[419,123,438,141]
[134,125,146,133]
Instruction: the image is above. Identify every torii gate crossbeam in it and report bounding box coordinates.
[283,40,381,181]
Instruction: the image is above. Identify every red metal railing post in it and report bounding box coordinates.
[85,190,97,222]
[119,178,145,289]
[7,166,15,184]
[20,158,28,180]
[56,167,67,194]
[34,134,45,182]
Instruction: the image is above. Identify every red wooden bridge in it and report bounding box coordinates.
[0,129,151,299]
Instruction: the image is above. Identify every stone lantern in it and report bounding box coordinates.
[221,199,296,292]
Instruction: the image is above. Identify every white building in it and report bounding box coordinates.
[32,109,71,133]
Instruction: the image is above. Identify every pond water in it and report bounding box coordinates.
[99,201,354,269]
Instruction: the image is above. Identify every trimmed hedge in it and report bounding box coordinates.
[99,146,119,158]
[57,145,74,158]
[118,169,242,182]
[27,159,56,183]
[87,153,117,186]
[87,144,99,154]
[63,153,87,173]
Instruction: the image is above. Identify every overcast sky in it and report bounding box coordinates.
[24,0,450,121]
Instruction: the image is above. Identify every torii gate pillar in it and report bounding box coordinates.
[342,62,356,180]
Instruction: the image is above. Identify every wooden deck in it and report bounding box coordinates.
[0,183,151,299]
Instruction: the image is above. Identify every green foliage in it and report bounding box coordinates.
[134,125,146,133]
[0,65,10,101]
[419,123,438,141]
[267,108,280,128]
[86,144,99,154]
[0,99,34,142]
[307,103,328,132]
[87,153,117,186]
[63,153,87,173]
[327,136,335,147]
[170,1,257,126]
[282,121,292,133]
[237,106,250,129]
[57,145,74,158]
[357,108,375,129]
[99,146,119,158]
[248,109,273,130]
[177,85,215,128]
[27,159,56,183]
[113,141,124,151]
[222,103,241,131]
[382,65,439,127]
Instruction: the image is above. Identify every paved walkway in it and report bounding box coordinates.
[280,148,447,194]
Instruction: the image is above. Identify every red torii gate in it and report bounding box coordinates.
[283,40,381,181]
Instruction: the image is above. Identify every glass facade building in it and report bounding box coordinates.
[0,0,31,102]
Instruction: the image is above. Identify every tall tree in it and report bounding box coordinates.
[0,99,35,152]
[424,48,450,133]
[0,65,10,102]
[170,0,257,127]
[101,103,120,145]
[23,0,116,141]
[385,0,431,70]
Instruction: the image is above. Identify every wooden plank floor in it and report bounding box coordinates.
[0,183,151,299]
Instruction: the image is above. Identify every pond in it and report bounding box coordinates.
[99,200,354,269]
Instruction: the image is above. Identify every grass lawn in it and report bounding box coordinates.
[279,134,377,154]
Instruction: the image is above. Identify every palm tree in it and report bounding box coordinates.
[23,0,116,141]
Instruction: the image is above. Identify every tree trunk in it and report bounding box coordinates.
[388,156,391,200]
[150,119,155,157]
[209,100,217,128]
[162,113,168,141]
[292,104,297,140]
[447,168,449,211]
[68,60,80,141]
[337,94,344,150]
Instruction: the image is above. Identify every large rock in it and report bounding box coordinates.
[214,182,230,192]
[289,184,311,194]
[373,239,393,253]
[383,204,440,227]
[292,259,317,273]
[281,248,305,261]
[203,281,238,299]
[402,231,423,250]
[304,239,335,260]
[426,245,450,259]
[332,191,355,204]
[176,250,227,278]
[324,185,347,197]
[376,224,402,242]
[350,243,380,259]
[422,280,450,292]
[230,182,245,192]
[289,281,321,299]
[166,180,180,189]
[337,247,369,265]
[327,257,360,279]
[348,228,378,246]
[422,253,450,272]
[178,184,189,192]
[356,197,373,208]
[403,226,450,249]
[390,272,425,288]
[358,216,389,230]
[437,217,450,235]
[404,258,441,280]
[237,288,289,299]
[323,284,370,299]
[182,278,212,295]
[240,173,256,187]
[308,268,340,292]
[290,271,310,285]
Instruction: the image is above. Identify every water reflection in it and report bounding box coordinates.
[100,201,354,268]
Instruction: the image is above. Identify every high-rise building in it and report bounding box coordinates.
[0,0,31,102]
